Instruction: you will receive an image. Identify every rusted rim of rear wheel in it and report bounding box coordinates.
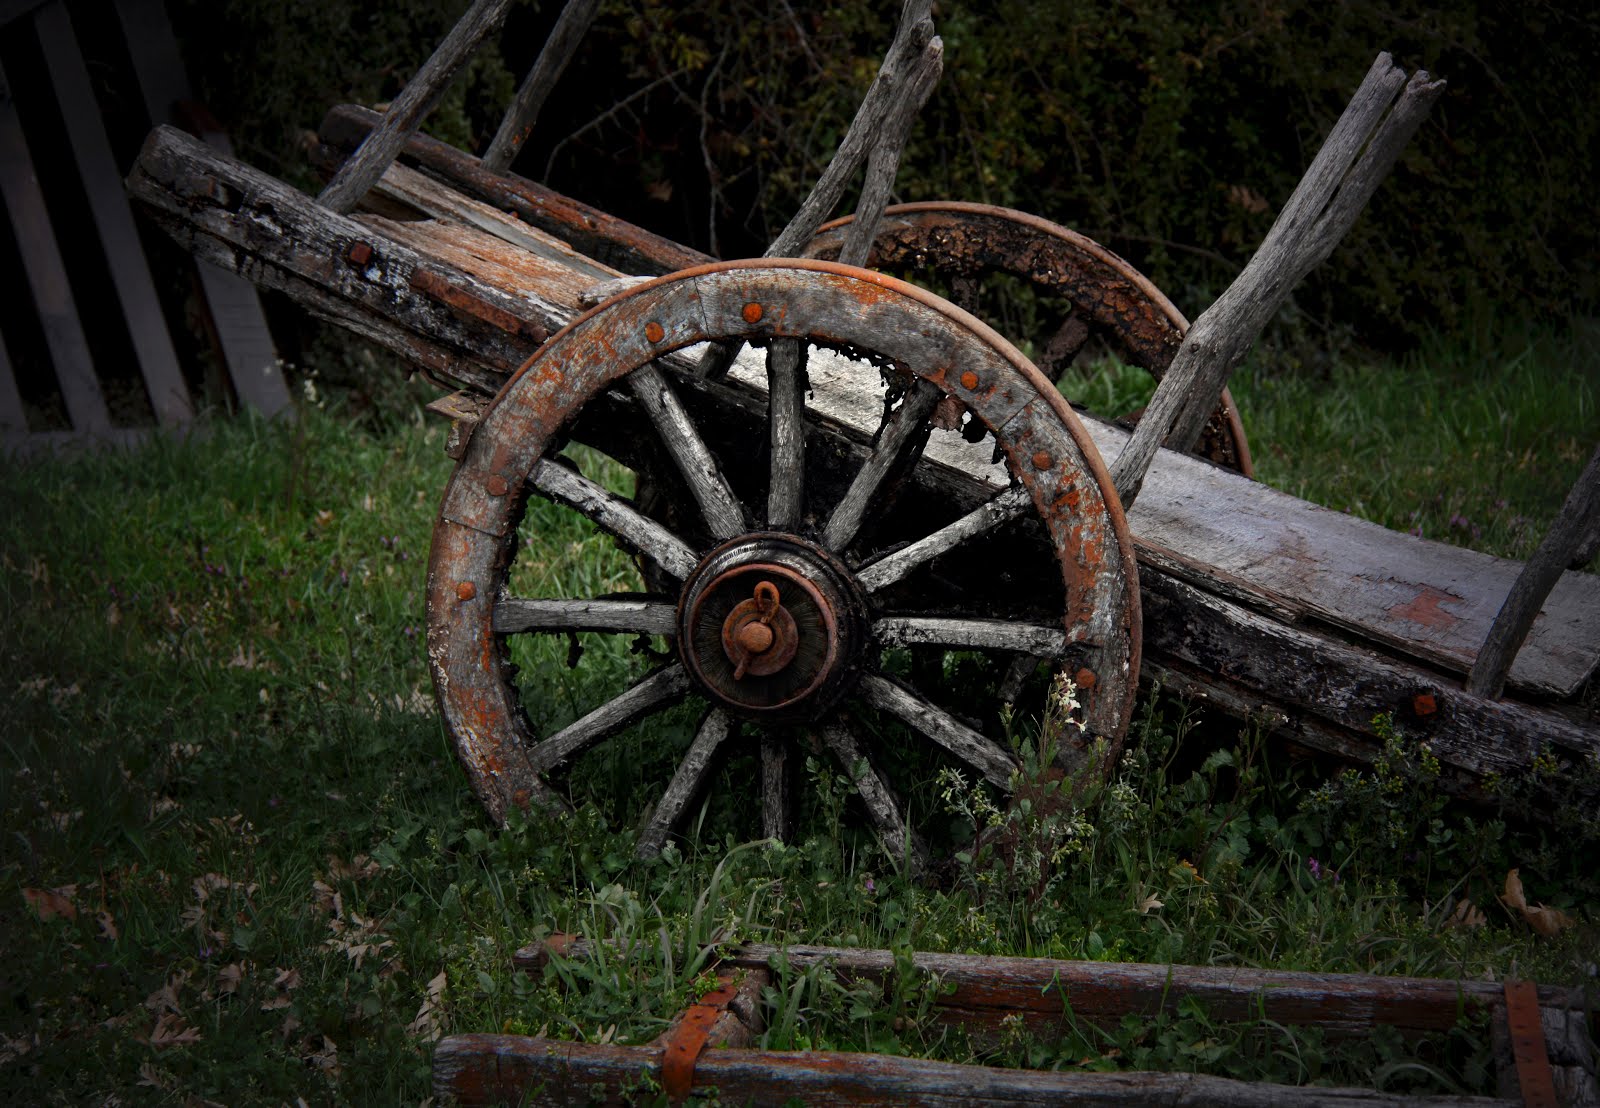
[426,259,1140,857]
[807,201,1254,478]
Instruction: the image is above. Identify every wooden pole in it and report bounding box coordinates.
[1109,55,1444,509]
[480,0,600,173]
[1467,440,1600,698]
[319,0,515,214]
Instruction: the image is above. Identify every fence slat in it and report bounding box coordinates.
[36,0,192,427]
[0,54,110,434]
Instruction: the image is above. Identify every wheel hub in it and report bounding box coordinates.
[678,534,867,719]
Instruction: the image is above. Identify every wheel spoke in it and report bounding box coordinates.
[532,457,700,581]
[818,720,927,873]
[856,485,1030,594]
[857,673,1017,790]
[760,736,789,841]
[636,708,733,859]
[766,339,808,530]
[822,378,943,552]
[997,653,1040,704]
[528,664,692,774]
[494,597,677,636]
[627,361,746,541]
[873,615,1078,656]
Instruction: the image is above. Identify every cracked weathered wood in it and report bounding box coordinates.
[873,616,1072,656]
[766,340,808,530]
[527,665,691,774]
[493,597,677,636]
[433,1035,1518,1106]
[627,361,746,540]
[1111,54,1444,508]
[532,459,700,581]
[822,378,942,552]
[319,0,515,213]
[856,486,1031,594]
[636,708,732,858]
[857,674,1017,790]
[1468,440,1600,698]
[481,0,601,173]
[835,38,942,268]
[760,736,789,841]
[819,720,927,874]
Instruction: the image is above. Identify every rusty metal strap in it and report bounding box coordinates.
[661,979,741,1102]
[1504,979,1558,1108]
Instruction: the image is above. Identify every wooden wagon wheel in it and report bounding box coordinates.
[427,259,1139,864]
[806,201,1254,477]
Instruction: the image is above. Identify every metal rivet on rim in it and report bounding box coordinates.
[1031,451,1053,470]
[456,581,477,601]
[485,474,509,496]
[959,371,979,390]
[644,321,665,343]
[741,302,764,324]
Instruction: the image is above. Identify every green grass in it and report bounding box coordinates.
[2,331,1597,1103]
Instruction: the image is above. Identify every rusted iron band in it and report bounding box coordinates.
[660,978,741,1102]
[1504,979,1557,1108]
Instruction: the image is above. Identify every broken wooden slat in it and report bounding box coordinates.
[480,0,602,173]
[1468,440,1600,698]
[113,0,291,420]
[432,1034,1516,1106]
[36,0,191,428]
[1111,56,1445,508]
[318,0,515,213]
[0,56,110,434]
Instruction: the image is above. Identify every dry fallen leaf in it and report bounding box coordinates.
[1135,893,1165,915]
[23,886,77,922]
[1443,898,1486,931]
[406,970,448,1042]
[1501,869,1574,937]
[217,962,246,996]
[146,1012,201,1049]
[97,908,120,941]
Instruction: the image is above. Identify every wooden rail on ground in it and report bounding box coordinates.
[427,936,1596,1106]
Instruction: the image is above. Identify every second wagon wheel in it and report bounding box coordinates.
[806,202,1254,476]
[428,259,1139,866]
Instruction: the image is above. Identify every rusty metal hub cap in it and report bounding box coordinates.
[679,534,867,719]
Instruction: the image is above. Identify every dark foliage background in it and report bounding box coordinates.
[172,0,1598,353]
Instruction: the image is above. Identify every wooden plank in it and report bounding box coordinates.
[36,0,191,428]
[113,0,291,420]
[318,102,712,276]
[433,1035,1515,1106]
[0,55,109,434]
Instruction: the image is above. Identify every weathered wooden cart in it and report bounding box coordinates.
[123,0,1597,1100]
